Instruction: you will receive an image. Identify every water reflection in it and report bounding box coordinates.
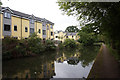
[2,46,100,79]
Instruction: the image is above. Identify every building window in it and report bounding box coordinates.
[25,38,28,39]
[30,28,34,33]
[14,25,17,31]
[13,37,18,39]
[47,25,49,30]
[66,36,68,38]
[30,19,34,24]
[56,36,58,38]
[42,23,46,27]
[43,30,46,35]
[38,29,41,33]
[25,27,28,32]
[51,32,53,36]
[51,25,53,29]
[8,13,11,18]
[4,12,7,18]
[4,24,10,31]
[4,12,11,18]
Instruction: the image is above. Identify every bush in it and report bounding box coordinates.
[45,40,56,50]
[78,32,96,46]
[58,43,64,49]
[63,39,77,48]
[27,33,45,54]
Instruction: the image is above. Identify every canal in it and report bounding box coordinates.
[2,46,100,79]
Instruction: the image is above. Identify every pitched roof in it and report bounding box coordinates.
[66,32,77,36]
[1,7,54,25]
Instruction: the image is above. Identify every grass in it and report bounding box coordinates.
[107,45,120,62]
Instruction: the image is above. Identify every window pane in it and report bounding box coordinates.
[56,36,58,38]
[25,27,28,32]
[51,25,53,29]
[30,28,34,33]
[51,32,53,36]
[47,25,49,30]
[7,13,11,18]
[4,12,7,18]
[4,24,10,31]
[14,25,17,31]
[43,30,46,35]
[39,29,41,33]
[30,19,34,24]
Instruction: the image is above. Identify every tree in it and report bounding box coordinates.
[0,2,2,6]
[58,2,120,51]
[65,26,79,32]
[63,39,77,48]
[0,0,2,6]
[78,31,96,46]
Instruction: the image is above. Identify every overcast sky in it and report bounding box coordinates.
[1,0,80,31]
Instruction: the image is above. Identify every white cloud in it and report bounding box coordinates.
[1,0,79,31]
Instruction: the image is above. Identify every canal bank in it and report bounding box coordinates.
[88,44,120,78]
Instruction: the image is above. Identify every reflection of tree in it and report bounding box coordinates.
[56,49,81,65]
[2,51,56,79]
[67,57,79,65]
[78,46,100,67]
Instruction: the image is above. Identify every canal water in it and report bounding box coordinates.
[2,46,100,79]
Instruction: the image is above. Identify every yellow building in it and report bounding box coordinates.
[65,32,79,40]
[54,30,79,42]
[54,30,66,42]
[0,7,54,40]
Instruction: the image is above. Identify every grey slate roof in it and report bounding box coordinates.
[1,7,54,25]
[66,32,77,36]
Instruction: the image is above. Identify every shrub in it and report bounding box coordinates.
[45,40,56,50]
[58,43,64,49]
[27,33,45,54]
[63,39,77,48]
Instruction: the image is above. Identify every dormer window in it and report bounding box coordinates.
[51,25,53,29]
[30,19,34,24]
[4,12,11,18]
[42,23,44,26]
[47,25,49,30]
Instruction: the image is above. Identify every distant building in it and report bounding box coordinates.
[54,30,79,42]
[65,32,79,40]
[0,7,54,40]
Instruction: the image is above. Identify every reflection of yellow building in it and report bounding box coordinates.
[54,30,79,42]
[9,61,55,79]
[0,7,54,40]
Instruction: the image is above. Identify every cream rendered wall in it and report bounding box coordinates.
[11,16,21,39]
[36,22,42,39]
[50,25,54,39]
[46,24,50,39]
[22,18,30,38]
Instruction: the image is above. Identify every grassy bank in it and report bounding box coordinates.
[107,45,120,62]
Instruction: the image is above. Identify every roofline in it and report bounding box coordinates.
[1,6,54,25]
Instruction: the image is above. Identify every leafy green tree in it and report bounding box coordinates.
[58,2,120,51]
[27,33,45,54]
[78,31,96,46]
[63,39,77,48]
[65,26,79,32]
[0,1,2,6]
[45,40,56,50]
